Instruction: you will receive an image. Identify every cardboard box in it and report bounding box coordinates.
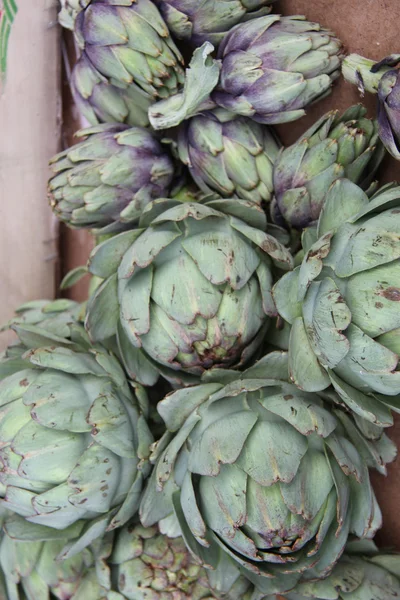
[0,0,60,348]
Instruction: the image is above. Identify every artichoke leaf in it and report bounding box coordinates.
[288,318,330,392]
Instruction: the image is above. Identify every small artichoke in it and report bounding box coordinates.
[213,15,343,124]
[285,541,400,599]
[86,198,293,385]
[273,178,400,427]
[0,322,152,543]
[140,353,390,596]
[154,0,275,46]
[0,298,83,335]
[48,124,174,232]
[108,523,217,599]
[70,0,185,127]
[271,105,384,230]
[177,110,280,204]
[343,53,400,160]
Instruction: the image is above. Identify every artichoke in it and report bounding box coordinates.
[140,353,390,596]
[271,106,385,230]
[273,178,400,427]
[48,124,175,232]
[177,110,280,204]
[86,198,293,385]
[70,0,185,127]
[212,15,343,124]
[154,0,275,46]
[0,514,107,600]
[342,53,400,160]
[107,522,253,599]
[0,321,152,545]
[285,540,400,599]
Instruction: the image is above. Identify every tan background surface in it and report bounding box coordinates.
[0,0,61,348]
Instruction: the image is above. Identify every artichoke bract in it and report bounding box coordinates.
[342,53,400,160]
[0,322,153,543]
[70,0,185,127]
[285,541,400,599]
[271,105,385,230]
[213,15,343,124]
[154,0,275,46]
[273,179,400,427]
[86,198,293,385]
[48,124,175,232]
[177,110,280,204]
[140,353,389,596]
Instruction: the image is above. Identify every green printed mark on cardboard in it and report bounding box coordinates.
[0,0,18,82]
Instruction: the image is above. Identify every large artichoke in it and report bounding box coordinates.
[271,106,385,230]
[212,15,343,124]
[273,179,400,427]
[342,53,400,160]
[285,540,400,599]
[48,124,174,232]
[70,0,185,128]
[154,0,275,46]
[140,353,391,597]
[177,110,280,204]
[86,198,293,385]
[0,321,152,546]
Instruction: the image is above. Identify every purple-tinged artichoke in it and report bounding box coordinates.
[69,0,185,127]
[271,105,385,230]
[178,110,280,204]
[48,124,175,233]
[213,15,343,124]
[154,0,276,46]
[343,53,400,160]
[148,17,343,131]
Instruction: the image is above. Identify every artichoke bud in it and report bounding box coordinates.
[177,110,281,204]
[139,354,391,595]
[48,123,175,233]
[272,106,384,230]
[155,0,276,46]
[86,197,294,384]
[0,322,153,549]
[273,178,400,425]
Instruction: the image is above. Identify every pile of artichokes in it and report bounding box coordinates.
[1,0,400,598]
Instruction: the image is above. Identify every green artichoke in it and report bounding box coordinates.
[0,322,152,545]
[107,522,254,599]
[0,514,107,600]
[285,540,400,599]
[86,198,293,385]
[271,106,385,230]
[177,110,280,204]
[273,179,400,427]
[48,124,175,232]
[71,0,184,129]
[154,0,275,46]
[58,0,82,29]
[140,353,391,596]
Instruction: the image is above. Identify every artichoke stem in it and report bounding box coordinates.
[342,53,391,95]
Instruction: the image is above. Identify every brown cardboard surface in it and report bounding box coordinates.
[0,1,61,349]
[61,2,400,546]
